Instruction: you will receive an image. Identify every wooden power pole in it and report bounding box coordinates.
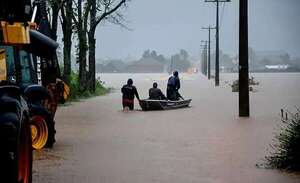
[200,41,208,76]
[205,0,230,86]
[239,0,250,117]
[202,26,216,80]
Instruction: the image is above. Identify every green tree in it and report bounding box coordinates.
[142,50,151,58]
[88,0,127,91]
[60,0,73,84]
[169,49,191,72]
[72,0,90,91]
[72,0,127,92]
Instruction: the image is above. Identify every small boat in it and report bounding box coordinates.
[139,99,192,111]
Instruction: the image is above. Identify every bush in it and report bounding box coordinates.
[69,72,110,101]
[231,76,259,92]
[265,108,300,171]
[94,77,110,96]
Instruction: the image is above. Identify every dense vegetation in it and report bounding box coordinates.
[69,72,110,100]
[48,0,128,95]
[265,109,300,171]
[231,77,259,92]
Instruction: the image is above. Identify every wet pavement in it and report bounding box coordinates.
[33,73,300,183]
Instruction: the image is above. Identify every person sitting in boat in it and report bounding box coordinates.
[121,78,140,110]
[167,71,181,100]
[149,82,167,100]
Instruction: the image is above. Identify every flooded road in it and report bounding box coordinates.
[33,73,300,183]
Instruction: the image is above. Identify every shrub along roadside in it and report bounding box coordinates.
[231,76,259,92]
[69,72,110,101]
[264,108,300,171]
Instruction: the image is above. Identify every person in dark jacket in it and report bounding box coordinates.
[167,71,181,100]
[121,78,140,110]
[149,82,167,100]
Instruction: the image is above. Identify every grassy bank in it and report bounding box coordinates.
[68,72,111,101]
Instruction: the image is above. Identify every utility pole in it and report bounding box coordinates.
[205,0,230,86]
[202,25,216,80]
[200,41,208,76]
[239,0,250,117]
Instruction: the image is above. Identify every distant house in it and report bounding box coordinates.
[125,58,165,73]
[96,60,127,73]
[265,65,289,70]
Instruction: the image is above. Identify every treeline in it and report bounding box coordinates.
[203,48,300,73]
[96,49,192,73]
[48,0,128,93]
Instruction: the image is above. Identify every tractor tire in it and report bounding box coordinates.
[30,108,55,149]
[30,115,48,150]
[0,112,32,183]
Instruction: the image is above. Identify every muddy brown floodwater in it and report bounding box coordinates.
[33,73,300,183]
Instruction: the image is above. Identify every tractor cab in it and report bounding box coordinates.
[0,46,37,86]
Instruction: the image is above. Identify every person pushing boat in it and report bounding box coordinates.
[167,71,181,100]
[121,78,140,110]
[149,82,167,100]
[139,72,191,111]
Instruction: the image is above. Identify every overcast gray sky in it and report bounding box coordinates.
[95,0,300,60]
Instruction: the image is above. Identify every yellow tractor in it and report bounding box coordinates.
[0,0,69,182]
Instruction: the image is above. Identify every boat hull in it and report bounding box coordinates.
[139,99,192,111]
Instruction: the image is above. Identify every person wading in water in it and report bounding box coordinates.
[121,78,140,110]
[167,71,181,100]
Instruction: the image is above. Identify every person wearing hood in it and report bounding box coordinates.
[121,78,140,110]
[167,71,181,100]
